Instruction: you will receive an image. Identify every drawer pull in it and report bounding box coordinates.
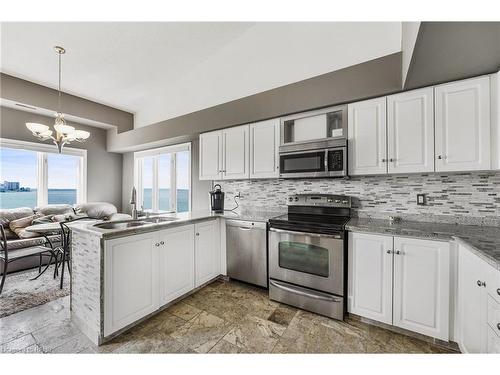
[497,288,500,296]
[477,280,486,287]
[497,323,500,331]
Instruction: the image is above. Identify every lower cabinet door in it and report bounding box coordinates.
[195,220,220,287]
[393,237,450,340]
[348,232,393,325]
[104,232,159,336]
[458,245,490,353]
[158,225,195,305]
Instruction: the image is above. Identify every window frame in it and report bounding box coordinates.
[0,137,87,207]
[134,142,191,213]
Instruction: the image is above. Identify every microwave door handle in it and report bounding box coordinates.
[324,150,328,170]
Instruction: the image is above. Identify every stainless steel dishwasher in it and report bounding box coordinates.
[226,219,268,288]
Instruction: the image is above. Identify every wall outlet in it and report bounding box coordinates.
[417,193,427,206]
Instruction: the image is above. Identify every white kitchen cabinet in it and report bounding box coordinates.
[457,244,488,353]
[348,97,388,175]
[249,119,280,178]
[387,87,435,174]
[195,219,220,287]
[158,224,195,305]
[349,232,450,340]
[104,232,159,336]
[222,125,250,180]
[487,325,500,353]
[458,244,500,353]
[392,237,450,340]
[348,232,393,324]
[435,76,491,172]
[199,130,223,180]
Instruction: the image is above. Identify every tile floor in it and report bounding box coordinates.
[0,279,457,354]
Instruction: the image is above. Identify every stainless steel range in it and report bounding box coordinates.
[268,194,351,320]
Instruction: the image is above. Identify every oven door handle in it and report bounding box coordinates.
[269,227,342,239]
[270,280,342,303]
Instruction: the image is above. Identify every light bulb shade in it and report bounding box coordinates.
[26,123,50,134]
[54,124,75,136]
[73,130,90,140]
[40,130,53,138]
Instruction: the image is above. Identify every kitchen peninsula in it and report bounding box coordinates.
[69,210,277,345]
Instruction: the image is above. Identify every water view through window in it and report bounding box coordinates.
[0,146,84,209]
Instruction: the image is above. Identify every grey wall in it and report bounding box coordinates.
[0,106,123,210]
[216,172,500,226]
[1,73,134,133]
[401,22,420,85]
[108,53,402,152]
[405,22,500,89]
[121,138,212,214]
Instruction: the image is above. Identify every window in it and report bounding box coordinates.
[135,143,191,213]
[0,138,87,209]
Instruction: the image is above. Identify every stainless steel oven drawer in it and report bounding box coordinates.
[269,279,344,320]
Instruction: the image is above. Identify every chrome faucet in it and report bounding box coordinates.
[130,187,138,219]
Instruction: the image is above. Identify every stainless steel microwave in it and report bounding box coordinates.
[279,138,347,178]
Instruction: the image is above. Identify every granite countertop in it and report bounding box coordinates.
[346,217,500,270]
[70,209,283,240]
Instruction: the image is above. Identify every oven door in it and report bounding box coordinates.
[279,150,328,178]
[268,228,344,295]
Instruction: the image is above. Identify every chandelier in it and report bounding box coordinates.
[26,46,90,153]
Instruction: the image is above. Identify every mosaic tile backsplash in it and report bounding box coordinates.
[216,172,500,226]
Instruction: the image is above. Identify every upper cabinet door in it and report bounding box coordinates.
[199,131,222,180]
[250,119,280,179]
[222,125,250,180]
[387,87,435,174]
[393,237,450,341]
[435,76,491,172]
[348,232,394,325]
[348,98,387,175]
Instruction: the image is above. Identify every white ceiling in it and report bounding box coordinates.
[1,22,402,129]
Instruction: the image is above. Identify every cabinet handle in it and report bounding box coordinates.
[389,158,395,162]
[155,243,160,247]
[382,158,387,163]
[497,288,500,296]
[395,250,400,255]
[437,155,442,160]
[497,323,500,331]
[196,233,200,236]
[160,241,164,245]
[386,250,392,254]
[477,280,486,287]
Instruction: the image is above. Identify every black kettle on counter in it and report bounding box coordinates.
[209,184,225,213]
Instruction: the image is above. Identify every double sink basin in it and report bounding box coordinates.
[93,216,179,230]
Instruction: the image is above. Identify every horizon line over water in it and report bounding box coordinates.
[0,188,190,212]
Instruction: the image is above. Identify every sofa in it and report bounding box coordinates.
[0,202,131,276]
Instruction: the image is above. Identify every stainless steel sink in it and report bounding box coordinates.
[143,216,179,223]
[93,220,152,230]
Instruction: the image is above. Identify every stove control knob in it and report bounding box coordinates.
[342,200,349,204]
[294,197,299,202]
[327,198,333,203]
[288,197,293,202]
[335,199,341,203]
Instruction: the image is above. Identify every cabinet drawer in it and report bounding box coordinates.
[487,325,500,353]
[487,295,500,337]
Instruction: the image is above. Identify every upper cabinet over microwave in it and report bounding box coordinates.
[280,105,347,148]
